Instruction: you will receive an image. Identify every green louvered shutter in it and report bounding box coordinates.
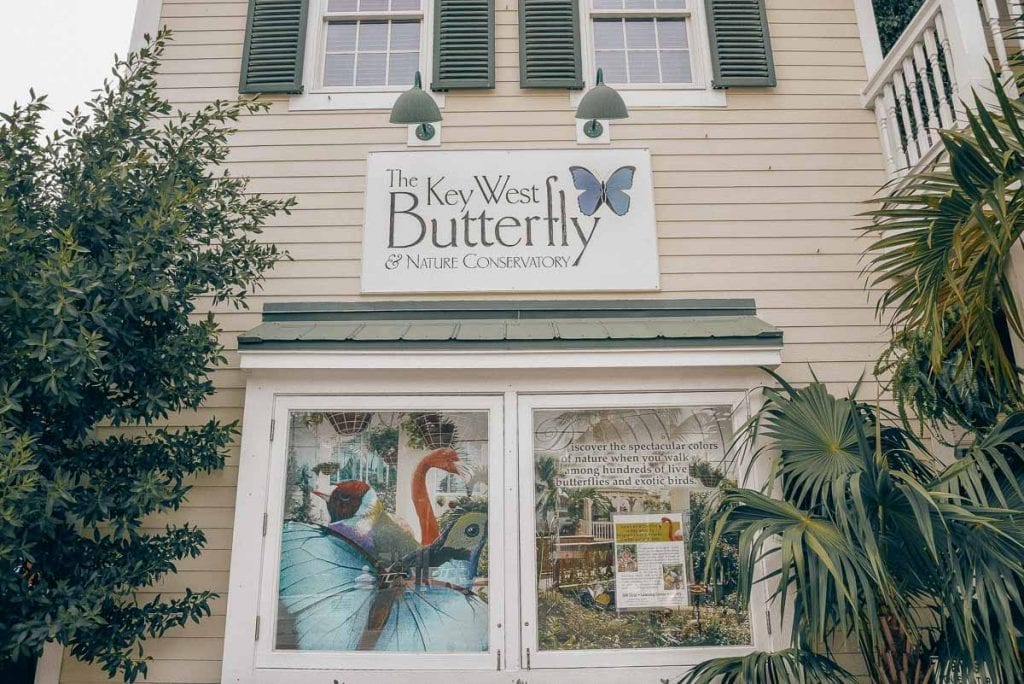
[431,0,494,90]
[705,0,776,88]
[519,0,583,89]
[239,0,309,94]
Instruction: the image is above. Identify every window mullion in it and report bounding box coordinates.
[653,18,663,84]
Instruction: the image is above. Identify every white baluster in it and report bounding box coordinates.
[923,25,955,128]
[901,54,930,156]
[893,68,921,164]
[981,0,1014,86]
[934,13,965,123]
[912,42,940,146]
[1010,0,1024,51]
[883,83,909,172]
[874,93,898,177]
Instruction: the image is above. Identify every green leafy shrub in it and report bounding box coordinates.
[0,31,292,681]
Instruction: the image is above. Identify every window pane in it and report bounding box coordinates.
[328,0,358,11]
[355,51,387,86]
[660,50,692,83]
[276,410,491,653]
[324,53,355,86]
[359,0,388,10]
[593,19,625,51]
[656,18,688,49]
[391,0,422,9]
[326,21,357,52]
[623,0,656,8]
[624,18,656,49]
[593,0,624,9]
[358,20,389,51]
[656,0,686,7]
[595,50,627,83]
[627,50,660,83]
[388,51,419,85]
[390,21,420,51]
[532,406,751,652]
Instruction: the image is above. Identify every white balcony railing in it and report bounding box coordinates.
[857,0,1021,179]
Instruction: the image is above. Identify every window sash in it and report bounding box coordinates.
[314,0,427,92]
[592,16,694,85]
[254,394,505,672]
[516,391,770,670]
[584,0,702,89]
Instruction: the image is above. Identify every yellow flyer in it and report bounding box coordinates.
[612,512,689,610]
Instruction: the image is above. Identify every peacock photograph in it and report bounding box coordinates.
[277,410,490,653]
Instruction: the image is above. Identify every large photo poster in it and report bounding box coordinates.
[532,406,751,651]
[276,411,489,653]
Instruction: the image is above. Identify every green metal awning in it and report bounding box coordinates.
[237,300,782,352]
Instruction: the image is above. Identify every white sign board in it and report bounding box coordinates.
[361,149,660,293]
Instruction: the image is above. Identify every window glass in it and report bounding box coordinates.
[590,2,694,86]
[322,0,422,88]
[276,410,490,653]
[531,406,751,651]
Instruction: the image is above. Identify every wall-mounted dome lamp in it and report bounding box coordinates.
[575,68,629,139]
[390,71,441,142]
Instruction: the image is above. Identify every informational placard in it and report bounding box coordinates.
[361,149,660,293]
[612,513,689,610]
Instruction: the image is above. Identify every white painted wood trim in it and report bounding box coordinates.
[129,0,162,51]
[852,0,883,76]
[238,347,784,371]
[33,642,63,684]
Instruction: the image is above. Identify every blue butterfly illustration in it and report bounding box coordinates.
[278,512,488,652]
[569,165,636,217]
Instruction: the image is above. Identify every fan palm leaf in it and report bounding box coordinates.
[694,379,1024,683]
[679,648,856,684]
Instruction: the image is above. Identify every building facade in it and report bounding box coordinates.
[47,0,948,681]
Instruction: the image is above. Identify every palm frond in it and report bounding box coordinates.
[678,648,856,684]
[862,68,1024,413]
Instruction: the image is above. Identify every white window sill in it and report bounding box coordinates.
[570,88,726,109]
[289,90,445,112]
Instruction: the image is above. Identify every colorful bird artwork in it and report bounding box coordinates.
[410,448,466,544]
[278,512,489,652]
[313,480,419,562]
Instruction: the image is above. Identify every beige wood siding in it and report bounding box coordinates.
[59,0,882,680]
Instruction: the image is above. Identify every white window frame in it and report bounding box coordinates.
[573,0,726,108]
[290,0,445,111]
[254,394,505,672]
[517,391,772,670]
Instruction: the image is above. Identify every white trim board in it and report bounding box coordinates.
[238,347,784,371]
[130,0,162,51]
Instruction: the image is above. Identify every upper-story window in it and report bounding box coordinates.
[590,0,693,86]
[319,0,425,89]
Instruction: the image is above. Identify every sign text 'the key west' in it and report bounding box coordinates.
[361,150,659,293]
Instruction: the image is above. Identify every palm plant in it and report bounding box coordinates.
[681,373,1024,684]
[862,69,1024,427]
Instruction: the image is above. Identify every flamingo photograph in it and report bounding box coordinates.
[277,410,490,652]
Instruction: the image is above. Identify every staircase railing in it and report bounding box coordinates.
[857,0,1016,179]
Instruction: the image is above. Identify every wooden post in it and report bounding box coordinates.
[852,0,884,75]
[939,0,998,110]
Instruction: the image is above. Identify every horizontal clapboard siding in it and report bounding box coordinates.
[519,0,583,89]
[238,0,307,93]
[60,0,879,681]
[431,0,494,90]
[706,0,777,87]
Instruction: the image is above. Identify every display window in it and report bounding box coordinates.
[229,386,772,682]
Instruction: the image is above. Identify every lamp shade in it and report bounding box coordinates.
[575,69,629,121]
[390,71,442,125]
